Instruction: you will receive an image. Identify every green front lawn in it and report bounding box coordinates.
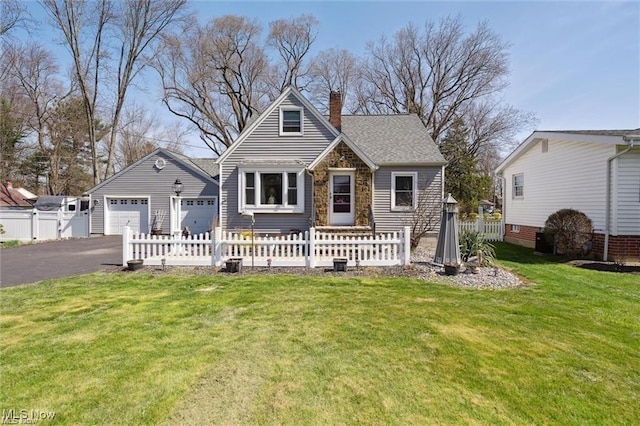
[1,243,638,424]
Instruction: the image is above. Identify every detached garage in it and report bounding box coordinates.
[86,149,219,236]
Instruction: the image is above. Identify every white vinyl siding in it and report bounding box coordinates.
[501,139,617,233]
[614,148,640,235]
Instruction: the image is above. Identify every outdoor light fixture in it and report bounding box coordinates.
[93,199,99,206]
[172,179,183,196]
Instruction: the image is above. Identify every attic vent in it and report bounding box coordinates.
[541,139,549,153]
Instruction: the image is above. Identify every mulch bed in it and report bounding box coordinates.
[570,260,640,274]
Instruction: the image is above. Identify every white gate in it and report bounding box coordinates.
[0,210,89,241]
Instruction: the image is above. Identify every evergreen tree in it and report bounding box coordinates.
[440,118,492,215]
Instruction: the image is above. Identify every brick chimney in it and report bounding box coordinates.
[329,91,342,131]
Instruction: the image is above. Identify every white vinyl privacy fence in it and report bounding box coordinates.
[0,210,89,241]
[458,219,504,242]
[123,226,411,267]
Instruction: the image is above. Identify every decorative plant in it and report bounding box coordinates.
[459,230,495,265]
[543,209,593,258]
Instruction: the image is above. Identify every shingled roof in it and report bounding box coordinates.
[171,151,219,176]
[538,129,640,137]
[0,182,35,208]
[341,114,446,165]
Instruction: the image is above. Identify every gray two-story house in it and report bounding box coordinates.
[217,87,446,235]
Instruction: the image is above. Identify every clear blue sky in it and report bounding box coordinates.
[20,0,640,156]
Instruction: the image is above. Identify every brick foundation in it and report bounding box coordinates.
[504,224,539,248]
[592,233,640,260]
[505,223,640,260]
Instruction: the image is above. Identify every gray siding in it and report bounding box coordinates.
[373,166,443,233]
[221,92,335,232]
[90,151,218,234]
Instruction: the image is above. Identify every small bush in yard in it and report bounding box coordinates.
[459,230,495,265]
[543,209,593,258]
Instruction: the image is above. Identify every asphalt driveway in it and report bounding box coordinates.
[0,236,122,288]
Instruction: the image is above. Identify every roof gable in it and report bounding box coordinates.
[308,134,378,170]
[86,148,219,194]
[495,129,640,174]
[216,86,340,164]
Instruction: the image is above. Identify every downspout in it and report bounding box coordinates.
[604,136,637,261]
[305,167,315,227]
[500,175,506,240]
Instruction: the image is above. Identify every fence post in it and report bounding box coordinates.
[403,226,411,265]
[122,226,131,266]
[308,227,316,268]
[477,206,484,233]
[31,210,38,241]
[213,227,222,266]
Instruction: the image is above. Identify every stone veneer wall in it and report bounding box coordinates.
[313,141,372,226]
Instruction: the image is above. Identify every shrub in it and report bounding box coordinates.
[459,230,495,265]
[543,209,593,258]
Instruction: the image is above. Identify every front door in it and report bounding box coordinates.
[329,171,355,226]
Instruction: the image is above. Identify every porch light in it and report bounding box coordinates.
[172,179,183,196]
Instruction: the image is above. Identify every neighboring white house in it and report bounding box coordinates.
[495,129,640,261]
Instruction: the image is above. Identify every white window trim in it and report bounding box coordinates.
[512,173,524,199]
[391,172,418,211]
[279,106,304,136]
[238,167,305,213]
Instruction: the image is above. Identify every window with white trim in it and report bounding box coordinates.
[391,172,418,211]
[513,174,524,198]
[239,168,305,213]
[279,107,303,135]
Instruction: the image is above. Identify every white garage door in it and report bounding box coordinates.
[181,198,216,235]
[108,198,149,234]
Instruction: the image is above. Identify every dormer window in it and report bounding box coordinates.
[280,107,303,135]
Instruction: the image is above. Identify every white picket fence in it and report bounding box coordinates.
[458,219,504,242]
[0,209,89,241]
[122,226,411,268]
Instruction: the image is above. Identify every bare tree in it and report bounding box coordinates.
[0,0,27,37]
[308,48,358,113]
[155,15,269,155]
[113,105,187,170]
[156,14,321,155]
[102,0,187,179]
[404,182,442,249]
[40,0,112,186]
[266,14,319,94]
[5,43,64,153]
[355,15,535,160]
